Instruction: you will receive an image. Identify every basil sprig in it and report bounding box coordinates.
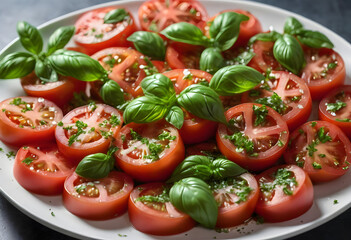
[103,8,129,24]
[46,25,75,55]
[199,47,225,75]
[17,21,43,55]
[0,52,36,79]
[127,31,166,60]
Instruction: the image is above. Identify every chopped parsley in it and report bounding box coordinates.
[22,157,34,165]
[135,188,170,203]
[317,127,332,143]
[99,114,120,128]
[336,118,351,122]
[88,102,97,112]
[104,56,117,68]
[95,33,104,39]
[6,151,15,159]
[249,89,261,97]
[143,57,159,76]
[298,129,304,134]
[312,162,322,169]
[311,122,317,127]
[318,154,326,158]
[210,178,253,204]
[158,131,176,141]
[144,142,164,161]
[68,121,88,146]
[224,132,254,153]
[10,98,33,113]
[117,234,127,237]
[326,100,346,113]
[255,92,287,114]
[183,70,193,80]
[253,105,268,126]
[306,140,318,157]
[57,121,63,127]
[51,211,55,217]
[334,199,339,204]
[277,140,284,147]
[260,168,298,196]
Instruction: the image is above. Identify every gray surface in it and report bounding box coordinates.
[0,0,350,239]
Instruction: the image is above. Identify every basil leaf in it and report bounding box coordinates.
[273,34,305,74]
[249,31,282,45]
[0,52,35,79]
[103,8,129,24]
[123,96,168,124]
[178,85,226,124]
[284,17,303,34]
[17,21,43,55]
[295,29,334,49]
[34,59,58,82]
[229,50,255,66]
[210,12,249,51]
[127,31,166,60]
[170,177,218,229]
[48,49,106,81]
[100,80,125,107]
[165,106,184,129]
[209,65,264,96]
[199,47,225,74]
[75,152,114,179]
[47,25,75,55]
[161,22,210,47]
[140,74,175,102]
[211,158,246,180]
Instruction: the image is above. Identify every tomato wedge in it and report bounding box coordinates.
[284,121,351,182]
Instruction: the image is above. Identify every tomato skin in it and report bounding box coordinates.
[165,42,203,70]
[63,171,134,220]
[114,122,185,182]
[255,164,314,222]
[0,96,63,146]
[284,121,351,182]
[13,144,74,195]
[216,103,289,171]
[74,7,137,55]
[301,48,345,100]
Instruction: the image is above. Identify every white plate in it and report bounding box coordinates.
[0,0,350,239]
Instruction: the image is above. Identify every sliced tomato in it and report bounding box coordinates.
[0,96,63,146]
[255,164,314,222]
[284,121,351,182]
[220,94,243,111]
[301,48,346,100]
[319,85,351,138]
[241,71,312,131]
[185,140,220,157]
[216,103,289,171]
[114,121,185,182]
[165,42,204,70]
[128,182,195,235]
[211,172,259,227]
[74,7,137,55]
[138,0,208,33]
[13,144,74,195]
[63,171,134,220]
[55,103,123,164]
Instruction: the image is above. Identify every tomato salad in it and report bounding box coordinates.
[0,0,349,237]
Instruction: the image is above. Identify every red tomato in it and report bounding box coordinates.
[74,7,137,55]
[216,103,289,171]
[241,71,312,131]
[91,47,147,99]
[63,171,133,220]
[301,48,346,100]
[138,0,208,33]
[284,121,351,182]
[0,96,63,146]
[185,140,219,157]
[55,104,123,164]
[220,94,243,111]
[13,144,74,195]
[212,172,259,227]
[165,42,203,69]
[128,182,195,235]
[255,164,314,222]
[319,85,351,138]
[114,121,185,182]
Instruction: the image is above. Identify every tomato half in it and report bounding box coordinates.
[255,164,314,222]
[216,103,289,171]
[241,71,312,131]
[284,121,351,182]
[55,103,123,164]
[74,7,137,55]
[138,0,208,33]
[13,144,74,195]
[165,42,203,70]
[0,96,63,146]
[114,121,185,182]
[211,172,259,228]
[185,140,220,157]
[319,85,351,138]
[128,182,195,235]
[301,48,346,100]
[63,171,134,220]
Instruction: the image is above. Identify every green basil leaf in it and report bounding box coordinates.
[100,80,125,107]
[34,59,58,83]
[199,47,225,74]
[123,96,168,124]
[17,21,43,55]
[127,31,166,60]
[273,34,305,74]
[167,155,212,183]
[140,74,175,102]
[229,50,255,65]
[170,177,218,228]
[75,153,113,179]
[211,158,246,180]
[103,8,129,24]
[48,49,106,81]
[47,25,75,55]
[209,65,264,96]
[165,106,184,129]
[295,29,334,49]
[0,52,35,79]
[284,17,303,34]
[210,12,249,51]
[248,31,282,45]
[178,85,226,124]
[161,22,210,47]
